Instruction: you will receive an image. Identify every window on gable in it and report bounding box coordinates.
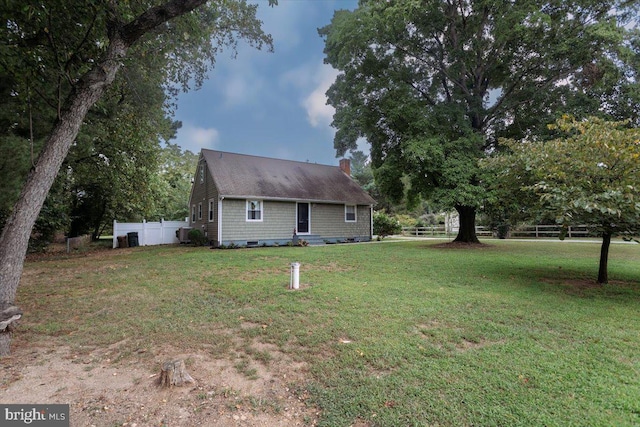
[199,164,204,184]
[191,205,196,222]
[208,199,215,222]
[345,205,357,222]
[247,200,262,221]
[198,202,202,220]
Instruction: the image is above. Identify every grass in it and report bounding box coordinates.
[16,239,640,426]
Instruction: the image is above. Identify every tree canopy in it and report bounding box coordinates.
[320,0,639,243]
[484,116,640,283]
[0,0,274,355]
[150,143,199,222]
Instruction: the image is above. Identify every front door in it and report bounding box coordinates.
[297,202,310,234]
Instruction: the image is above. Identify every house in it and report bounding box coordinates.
[188,150,376,247]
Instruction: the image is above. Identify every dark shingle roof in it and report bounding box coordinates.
[201,150,375,205]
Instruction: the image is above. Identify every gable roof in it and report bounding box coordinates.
[201,149,376,205]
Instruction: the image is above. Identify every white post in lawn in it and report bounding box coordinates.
[290,262,300,290]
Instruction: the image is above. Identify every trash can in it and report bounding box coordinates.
[127,232,139,247]
[117,235,128,248]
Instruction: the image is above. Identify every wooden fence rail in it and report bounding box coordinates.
[508,225,592,238]
[401,225,593,238]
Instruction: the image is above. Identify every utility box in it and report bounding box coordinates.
[177,227,192,243]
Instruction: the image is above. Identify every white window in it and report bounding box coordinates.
[345,205,357,222]
[208,199,215,222]
[247,200,262,221]
[191,205,196,222]
[198,202,202,220]
[199,164,205,184]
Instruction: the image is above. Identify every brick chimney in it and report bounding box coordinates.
[339,158,351,176]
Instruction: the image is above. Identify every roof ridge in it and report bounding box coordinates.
[201,149,339,169]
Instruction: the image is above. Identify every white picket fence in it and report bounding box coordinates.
[112,219,189,248]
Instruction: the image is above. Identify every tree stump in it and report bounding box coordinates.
[0,304,22,357]
[0,303,22,332]
[158,359,195,387]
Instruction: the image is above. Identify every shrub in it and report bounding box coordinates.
[187,228,208,246]
[373,211,402,238]
[497,224,510,239]
[394,214,417,227]
[420,213,439,226]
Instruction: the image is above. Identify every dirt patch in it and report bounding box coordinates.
[543,277,602,289]
[311,261,355,273]
[453,338,505,353]
[25,242,113,262]
[541,277,605,296]
[430,241,490,250]
[0,338,318,427]
[413,323,504,355]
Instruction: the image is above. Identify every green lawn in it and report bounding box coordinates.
[17,240,640,426]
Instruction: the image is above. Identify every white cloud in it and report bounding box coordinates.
[302,64,339,128]
[280,61,316,89]
[304,86,332,127]
[255,0,307,52]
[192,127,220,147]
[176,122,220,151]
[208,0,311,107]
[223,74,252,107]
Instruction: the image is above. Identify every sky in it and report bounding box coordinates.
[171,0,360,167]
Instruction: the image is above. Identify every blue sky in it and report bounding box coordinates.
[171,0,359,167]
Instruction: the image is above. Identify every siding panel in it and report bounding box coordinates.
[221,200,371,243]
[312,204,371,239]
[190,157,220,243]
[222,200,296,241]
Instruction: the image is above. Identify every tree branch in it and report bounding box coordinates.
[65,7,99,77]
[119,0,209,47]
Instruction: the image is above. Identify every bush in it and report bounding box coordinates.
[420,213,439,226]
[187,228,208,246]
[497,224,510,239]
[394,214,417,227]
[373,211,402,238]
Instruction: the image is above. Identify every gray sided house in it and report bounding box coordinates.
[188,150,376,247]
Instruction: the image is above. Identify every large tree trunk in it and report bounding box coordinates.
[597,231,612,285]
[0,38,128,356]
[0,0,208,356]
[453,205,480,244]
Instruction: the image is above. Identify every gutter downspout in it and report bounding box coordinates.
[204,160,209,239]
[218,196,224,246]
[370,205,374,240]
